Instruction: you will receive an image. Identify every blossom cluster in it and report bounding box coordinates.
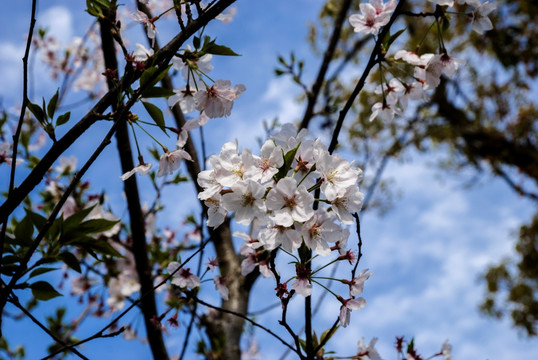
[198,124,364,253]
[122,39,245,181]
[348,0,495,122]
[197,124,373,325]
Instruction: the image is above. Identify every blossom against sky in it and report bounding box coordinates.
[0,1,536,359]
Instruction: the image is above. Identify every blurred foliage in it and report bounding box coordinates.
[305,0,538,335]
[481,214,538,336]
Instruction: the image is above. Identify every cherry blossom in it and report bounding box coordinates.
[213,276,229,300]
[131,10,157,46]
[194,80,246,118]
[300,209,349,256]
[167,86,197,113]
[132,43,154,62]
[157,149,192,177]
[440,340,453,360]
[205,195,226,228]
[468,0,496,34]
[121,162,152,181]
[0,142,24,167]
[291,264,312,297]
[316,152,362,201]
[357,337,382,360]
[348,269,373,297]
[339,297,367,327]
[414,54,444,89]
[258,224,303,253]
[221,179,267,225]
[167,262,200,289]
[349,1,393,35]
[245,139,284,183]
[265,177,314,227]
[330,186,365,224]
[172,46,214,83]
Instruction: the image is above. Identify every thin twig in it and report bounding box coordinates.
[42,238,212,359]
[0,0,37,273]
[328,0,407,154]
[300,0,353,130]
[194,296,302,357]
[8,295,89,360]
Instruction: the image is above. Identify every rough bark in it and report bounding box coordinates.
[99,8,169,359]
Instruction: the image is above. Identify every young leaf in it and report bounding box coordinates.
[139,66,158,88]
[141,87,175,98]
[56,112,71,127]
[47,89,59,119]
[59,251,81,273]
[139,65,172,90]
[30,281,62,301]
[14,214,34,246]
[320,325,339,346]
[27,101,45,124]
[142,101,167,134]
[62,204,97,234]
[193,35,200,49]
[276,143,300,180]
[386,28,407,52]
[29,267,58,279]
[203,42,240,56]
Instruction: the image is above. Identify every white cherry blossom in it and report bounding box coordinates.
[168,86,197,113]
[221,179,267,225]
[357,337,382,360]
[167,262,200,289]
[468,1,496,34]
[121,162,152,181]
[258,224,302,252]
[330,186,364,224]
[132,43,154,62]
[349,2,392,35]
[317,152,362,201]
[300,209,349,256]
[265,177,314,227]
[194,80,246,118]
[339,297,366,327]
[349,269,372,297]
[157,149,192,177]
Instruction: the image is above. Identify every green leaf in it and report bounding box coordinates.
[47,89,59,119]
[139,66,158,88]
[276,143,300,180]
[56,112,71,127]
[140,65,172,89]
[407,338,415,354]
[14,214,34,246]
[30,281,62,301]
[62,219,119,243]
[63,204,97,234]
[88,239,122,257]
[170,173,189,184]
[59,251,81,273]
[26,210,47,232]
[29,267,58,279]
[142,101,167,134]
[27,101,45,124]
[193,35,200,50]
[320,325,339,346]
[203,42,240,56]
[141,87,175,98]
[386,28,407,52]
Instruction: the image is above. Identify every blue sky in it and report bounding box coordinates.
[1,0,537,359]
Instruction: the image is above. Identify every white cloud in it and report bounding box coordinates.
[39,6,73,45]
[0,42,25,98]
